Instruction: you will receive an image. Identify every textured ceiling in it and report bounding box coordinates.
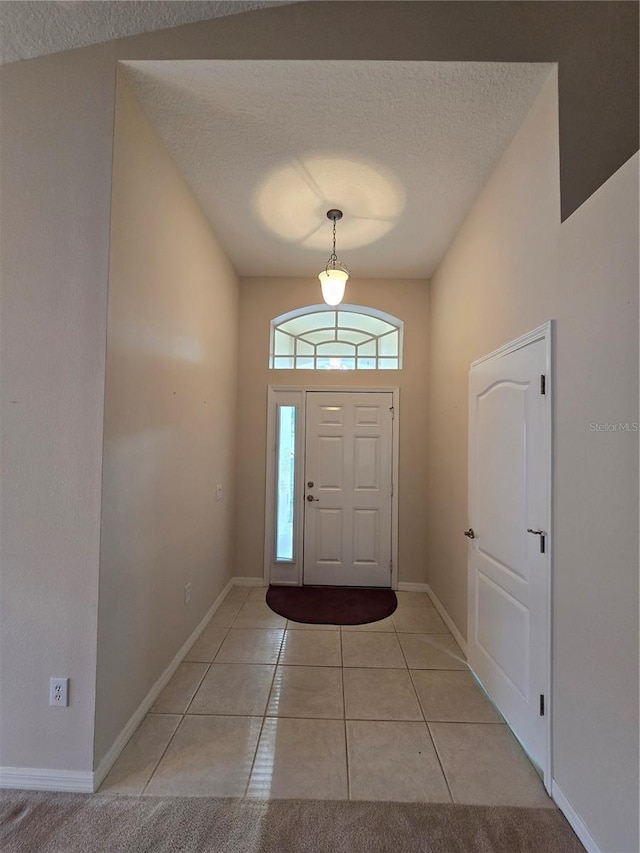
[124,60,551,279]
[0,1,292,65]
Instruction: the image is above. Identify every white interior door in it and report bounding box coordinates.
[468,327,551,782]
[303,391,393,587]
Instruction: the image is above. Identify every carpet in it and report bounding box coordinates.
[0,791,584,853]
[266,585,397,625]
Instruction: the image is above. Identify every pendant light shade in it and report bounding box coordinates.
[319,209,349,306]
[318,268,348,306]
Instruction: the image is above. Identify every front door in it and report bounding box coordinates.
[467,326,551,782]
[303,391,393,587]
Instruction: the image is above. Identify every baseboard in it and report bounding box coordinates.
[92,576,238,791]
[424,583,468,655]
[2,577,262,795]
[0,767,93,793]
[552,781,602,853]
[396,582,429,593]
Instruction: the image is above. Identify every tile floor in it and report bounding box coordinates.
[99,586,553,807]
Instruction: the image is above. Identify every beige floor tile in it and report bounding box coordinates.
[149,663,208,714]
[343,668,423,721]
[347,720,451,803]
[233,601,287,629]
[184,624,229,663]
[246,717,347,799]
[429,722,553,807]
[245,586,268,602]
[145,715,262,797]
[399,634,468,670]
[342,632,406,668]
[223,586,251,605]
[188,664,275,716]
[208,601,244,629]
[267,666,344,719]
[215,628,284,664]
[395,591,435,609]
[412,670,503,723]
[98,715,180,795]
[279,630,342,666]
[286,620,340,630]
[341,616,396,632]
[393,608,449,634]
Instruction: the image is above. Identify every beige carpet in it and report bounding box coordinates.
[1,791,583,852]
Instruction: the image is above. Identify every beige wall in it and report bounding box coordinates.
[94,74,239,765]
[427,71,561,632]
[236,277,429,585]
[552,154,638,853]
[0,48,115,773]
[427,70,638,852]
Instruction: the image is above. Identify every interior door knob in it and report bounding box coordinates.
[464,528,475,539]
[306,495,319,502]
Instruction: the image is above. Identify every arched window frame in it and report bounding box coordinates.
[269,304,404,370]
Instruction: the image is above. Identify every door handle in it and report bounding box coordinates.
[464,528,475,539]
[527,528,546,553]
[306,495,319,502]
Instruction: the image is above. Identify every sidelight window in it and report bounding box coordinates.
[275,405,297,562]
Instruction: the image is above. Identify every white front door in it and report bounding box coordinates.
[303,391,393,587]
[468,326,551,782]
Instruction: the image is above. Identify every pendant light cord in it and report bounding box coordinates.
[329,216,338,269]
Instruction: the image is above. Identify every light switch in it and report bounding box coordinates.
[216,484,223,501]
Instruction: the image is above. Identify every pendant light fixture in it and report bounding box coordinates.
[318,209,349,306]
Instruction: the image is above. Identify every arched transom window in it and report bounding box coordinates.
[270,304,403,370]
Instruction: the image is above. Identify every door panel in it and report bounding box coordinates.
[353,436,378,490]
[468,334,550,779]
[476,573,529,697]
[317,436,344,489]
[353,509,378,564]
[476,382,528,575]
[304,391,393,587]
[316,509,342,564]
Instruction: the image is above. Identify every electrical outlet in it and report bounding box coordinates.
[216,484,223,501]
[184,582,192,605]
[49,677,69,707]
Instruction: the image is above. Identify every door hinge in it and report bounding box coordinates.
[389,559,393,571]
[540,374,546,395]
[390,406,395,420]
[539,694,545,716]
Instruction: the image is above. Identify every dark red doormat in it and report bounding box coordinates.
[266,585,397,625]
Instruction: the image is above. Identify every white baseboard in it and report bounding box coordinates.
[92,578,236,790]
[551,781,602,853]
[3,577,256,795]
[396,582,429,593]
[424,583,468,655]
[0,767,93,793]
[91,577,249,791]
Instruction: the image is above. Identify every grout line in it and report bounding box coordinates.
[339,628,351,801]
[181,661,214,716]
[140,607,235,795]
[406,667,427,724]
[242,634,284,799]
[140,713,184,797]
[242,714,268,799]
[426,721,455,804]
